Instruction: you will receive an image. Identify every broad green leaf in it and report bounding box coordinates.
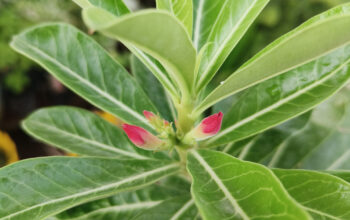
[187,149,310,220]
[73,0,130,16]
[133,196,197,220]
[73,1,180,101]
[193,0,269,92]
[83,9,196,96]
[53,175,190,220]
[22,107,165,160]
[156,0,193,37]
[203,43,350,147]
[274,169,350,219]
[131,55,176,122]
[10,23,156,130]
[0,157,180,220]
[235,90,350,169]
[297,93,350,170]
[196,3,350,114]
[328,171,350,183]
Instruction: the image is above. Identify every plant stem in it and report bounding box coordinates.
[176,99,195,136]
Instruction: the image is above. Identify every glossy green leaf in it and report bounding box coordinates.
[274,169,350,219]
[73,1,180,101]
[133,196,197,220]
[131,55,175,122]
[83,9,196,97]
[193,0,269,92]
[156,0,193,37]
[0,157,180,220]
[235,90,350,169]
[187,149,310,220]
[196,3,350,114]
[203,43,350,147]
[22,107,165,160]
[53,176,190,220]
[10,23,156,130]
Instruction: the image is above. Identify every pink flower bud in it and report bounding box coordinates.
[143,110,156,121]
[193,112,223,139]
[122,124,164,150]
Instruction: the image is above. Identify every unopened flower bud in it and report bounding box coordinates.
[143,110,156,121]
[122,124,164,150]
[192,112,223,139]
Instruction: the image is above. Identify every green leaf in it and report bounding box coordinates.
[187,149,310,220]
[83,9,196,97]
[22,107,165,160]
[133,196,197,220]
[0,157,180,220]
[234,90,350,169]
[73,1,180,102]
[156,0,193,37]
[193,0,269,92]
[196,3,350,114]
[131,55,176,122]
[327,171,350,183]
[88,0,130,16]
[274,169,350,219]
[10,23,156,130]
[73,0,130,16]
[53,176,190,220]
[203,43,350,147]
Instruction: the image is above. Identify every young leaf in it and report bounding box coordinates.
[203,43,350,147]
[73,1,180,100]
[133,196,197,220]
[0,157,180,220]
[83,9,196,97]
[10,23,157,130]
[196,3,350,113]
[131,55,176,122]
[274,169,350,219]
[193,0,269,92]
[22,107,166,160]
[156,0,193,37]
[187,149,310,220]
[53,176,190,220]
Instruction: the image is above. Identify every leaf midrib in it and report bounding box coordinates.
[24,120,148,160]
[0,163,179,220]
[67,201,161,220]
[191,151,249,220]
[11,38,150,127]
[196,0,260,88]
[170,199,194,220]
[207,56,350,144]
[196,15,350,114]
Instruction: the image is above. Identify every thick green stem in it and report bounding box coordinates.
[175,146,192,182]
[176,99,195,136]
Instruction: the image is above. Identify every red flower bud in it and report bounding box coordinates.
[143,110,156,121]
[122,124,164,150]
[193,112,223,139]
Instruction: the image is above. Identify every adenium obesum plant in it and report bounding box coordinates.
[2,0,350,219]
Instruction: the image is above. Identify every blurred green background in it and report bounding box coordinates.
[0,0,349,165]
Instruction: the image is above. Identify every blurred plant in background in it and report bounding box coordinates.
[0,0,80,94]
